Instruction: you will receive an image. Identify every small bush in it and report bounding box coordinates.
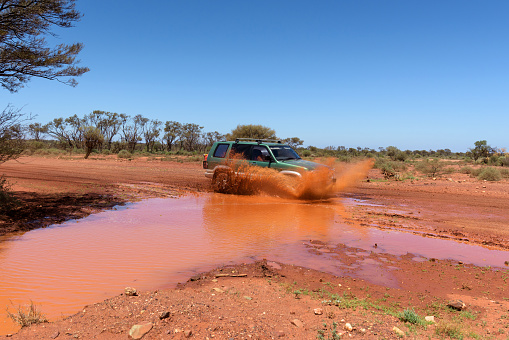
[6,301,48,328]
[460,166,474,174]
[0,176,16,212]
[102,149,111,155]
[499,156,509,167]
[398,308,425,325]
[500,168,509,179]
[477,167,502,181]
[117,150,132,159]
[415,159,444,178]
[301,150,312,157]
[435,322,464,339]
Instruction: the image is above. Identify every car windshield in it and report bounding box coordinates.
[269,145,301,161]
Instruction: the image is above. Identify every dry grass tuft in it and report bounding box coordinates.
[6,300,48,328]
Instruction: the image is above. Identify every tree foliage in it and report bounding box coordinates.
[0,0,89,92]
[468,140,494,161]
[81,126,103,159]
[227,124,277,140]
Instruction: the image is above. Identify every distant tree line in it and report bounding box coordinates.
[26,111,225,158]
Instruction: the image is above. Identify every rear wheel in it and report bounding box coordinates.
[212,170,232,193]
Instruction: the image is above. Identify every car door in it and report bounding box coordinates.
[249,145,272,168]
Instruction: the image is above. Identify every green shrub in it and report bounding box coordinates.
[117,150,132,159]
[499,156,509,167]
[477,167,502,181]
[415,159,444,178]
[460,166,474,174]
[102,149,111,155]
[500,168,509,179]
[398,308,424,325]
[301,149,312,157]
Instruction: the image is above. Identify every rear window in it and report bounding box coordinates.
[213,144,229,158]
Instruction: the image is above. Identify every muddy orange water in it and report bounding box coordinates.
[1,194,509,334]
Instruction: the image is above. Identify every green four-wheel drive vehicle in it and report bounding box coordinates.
[203,138,334,192]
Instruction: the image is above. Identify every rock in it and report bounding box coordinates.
[129,322,153,339]
[291,319,304,328]
[425,316,435,323]
[276,330,285,337]
[393,326,405,337]
[124,287,137,296]
[50,330,60,339]
[243,296,253,300]
[448,300,466,311]
[267,261,282,270]
[184,330,192,338]
[344,323,353,331]
[159,311,170,319]
[212,287,224,293]
[313,308,323,315]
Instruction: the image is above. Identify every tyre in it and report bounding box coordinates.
[212,170,232,193]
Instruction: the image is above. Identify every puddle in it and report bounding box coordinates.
[1,193,509,334]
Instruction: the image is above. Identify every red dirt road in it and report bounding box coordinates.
[1,156,509,339]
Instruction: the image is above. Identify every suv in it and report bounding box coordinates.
[203,138,332,192]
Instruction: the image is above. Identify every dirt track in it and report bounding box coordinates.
[1,156,509,339]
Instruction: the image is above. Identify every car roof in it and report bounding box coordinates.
[217,139,287,146]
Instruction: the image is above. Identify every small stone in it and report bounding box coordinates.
[291,319,304,328]
[124,287,137,296]
[276,330,285,337]
[425,316,435,323]
[313,308,323,315]
[213,288,224,293]
[50,331,60,339]
[344,323,353,331]
[184,330,192,338]
[159,311,170,320]
[243,296,253,300]
[360,328,367,333]
[393,326,405,336]
[129,322,153,339]
[448,300,467,311]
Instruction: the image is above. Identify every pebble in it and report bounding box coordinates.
[313,308,323,315]
[425,316,435,323]
[393,326,405,337]
[129,322,153,339]
[448,300,467,311]
[344,323,353,331]
[291,319,304,328]
[159,311,170,319]
[124,287,138,296]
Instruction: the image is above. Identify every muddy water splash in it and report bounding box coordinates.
[220,158,374,200]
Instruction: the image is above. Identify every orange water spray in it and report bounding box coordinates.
[214,158,374,201]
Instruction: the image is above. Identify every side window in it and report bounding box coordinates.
[231,144,251,159]
[250,146,270,161]
[213,144,229,158]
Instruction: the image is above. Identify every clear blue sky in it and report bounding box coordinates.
[4,1,509,152]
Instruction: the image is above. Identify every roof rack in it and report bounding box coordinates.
[234,138,282,144]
